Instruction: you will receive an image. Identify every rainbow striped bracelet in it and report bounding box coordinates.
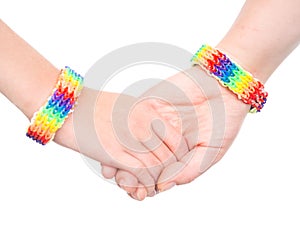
[26,66,84,145]
[191,44,268,113]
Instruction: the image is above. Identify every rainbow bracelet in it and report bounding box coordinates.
[191,44,268,113]
[26,66,84,145]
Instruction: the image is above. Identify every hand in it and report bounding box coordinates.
[112,66,249,198]
[54,88,189,199]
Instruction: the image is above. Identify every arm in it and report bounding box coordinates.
[158,0,300,190]
[114,0,300,195]
[217,0,300,83]
[0,20,188,199]
[0,20,60,119]
[0,19,79,149]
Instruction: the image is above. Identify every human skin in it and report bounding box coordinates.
[0,19,189,197]
[111,0,300,200]
[1,0,300,201]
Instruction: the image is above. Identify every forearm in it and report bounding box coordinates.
[217,0,300,83]
[0,19,60,119]
[0,20,78,149]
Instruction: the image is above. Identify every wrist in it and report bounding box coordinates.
[23,66,61,119]
[27,67,84,146]
[216,40,272,83]
[192,45,268,113]
[192,64,250,114]
[54,87,97,152]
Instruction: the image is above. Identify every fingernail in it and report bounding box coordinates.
[128,192,137,200]
[118,179,125,187]
[137,189,146,201]
[159,182,176,192]
[148,190,156,197]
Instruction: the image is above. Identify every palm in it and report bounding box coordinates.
[102,66,249,199]
[145,66,249,190]
[71,88,188,196]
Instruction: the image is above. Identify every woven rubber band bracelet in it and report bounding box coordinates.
[191,44,268,113]
[26,66,84,145]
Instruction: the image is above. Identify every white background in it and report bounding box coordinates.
[1,0,300,227]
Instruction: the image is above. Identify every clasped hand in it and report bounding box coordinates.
[55,66,249,200]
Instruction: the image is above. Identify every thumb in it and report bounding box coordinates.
[157,146,216,192]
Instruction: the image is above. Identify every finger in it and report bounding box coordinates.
[115,170,149,201]
[130,183,148,201]
[115,170,138,194]
[151,119,189,161]
[141,80,192,161]
[125,116,184,184]
[127,167,156,196]
[157,146,218,192]
[123,147,164,183]
[124,103,174,180]
[101,165,117,179]
[121,97,188,185]
[106,150,157,196]
[139,132,177,178]
[145,118,179,164]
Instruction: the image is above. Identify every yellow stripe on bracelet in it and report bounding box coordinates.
[191,44,268,113]
[26,66,84,145]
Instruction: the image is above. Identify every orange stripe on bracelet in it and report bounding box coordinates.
[191,44,268,113]
[26,66,84,145]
